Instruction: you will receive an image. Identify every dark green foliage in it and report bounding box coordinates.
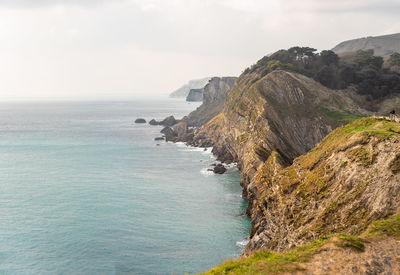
[320,50,339,66]
[244,47,400,100]
[388,52,400,66]
[353,49,384,69]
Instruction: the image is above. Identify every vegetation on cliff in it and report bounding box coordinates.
[249,117,400,252]
[244,47,400,100]
[202,214,400,275]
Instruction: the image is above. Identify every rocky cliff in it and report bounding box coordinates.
[188,68,400,272]
[169,77,211,98]
[246,117,400,253]
[202,117,400,274]
[186,88,204,102]
[186,77,237,126]
[332,33,400,58]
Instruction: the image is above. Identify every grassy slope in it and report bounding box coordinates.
[201,214,400,275]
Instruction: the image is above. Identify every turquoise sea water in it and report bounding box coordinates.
[0,100,251,275]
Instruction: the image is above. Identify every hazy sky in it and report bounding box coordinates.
[0,0,399,100]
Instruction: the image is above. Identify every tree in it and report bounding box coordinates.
[316,65,338,89]
[388,52,400,66]
[353,49,383,69]
[320,50,339,66]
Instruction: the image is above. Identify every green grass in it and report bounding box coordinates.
[336,234,365,251]
[321,109,364,121]
[200,233,371,275]
[367,214,400,239]
[201,237,331,275]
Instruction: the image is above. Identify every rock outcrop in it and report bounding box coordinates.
[186,88,204,102]
[213,164,227,174]
[160,127,177,141]
[148,116,178,127]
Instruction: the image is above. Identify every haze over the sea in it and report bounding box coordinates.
[0,0,399,100]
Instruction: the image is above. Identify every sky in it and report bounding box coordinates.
[0,0,399,100]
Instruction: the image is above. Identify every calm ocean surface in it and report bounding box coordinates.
[0,99,251,275]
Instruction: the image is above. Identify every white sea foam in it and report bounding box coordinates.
[236,238,250,248]
[225,162,238,169]
[200,167,215,176]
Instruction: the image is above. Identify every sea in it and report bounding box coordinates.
[0,99,251,275]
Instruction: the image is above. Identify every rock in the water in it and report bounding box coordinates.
[173,120,188,139]
[149,119,159,125]
[213,164,226,174]
[135,118,146,123]
[154,137,164,141]
[160,127,177,142]
[160,115,177,127]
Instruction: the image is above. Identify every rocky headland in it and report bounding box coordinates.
[157,45,400,273]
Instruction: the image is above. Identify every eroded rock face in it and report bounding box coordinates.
[245,119,400,254]
[186,88,204,102]
[186,77,237,127]
[189,70,400,255]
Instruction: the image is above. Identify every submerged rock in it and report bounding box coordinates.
[134,118,146,123]
[154,137,164,141]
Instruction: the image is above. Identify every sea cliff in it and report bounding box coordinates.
[163,47,400,274]
[184,70,399,273]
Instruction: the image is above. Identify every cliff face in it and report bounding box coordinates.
[332,33,400,57]
[246,117,400,253]
[202,118,400,275]
[169,77,211,98]
[192,70,369,196]
[190,69,400,260]
[186,88,204,102]
[186,77,237,127]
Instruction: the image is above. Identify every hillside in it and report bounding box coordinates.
[169,77,211,98]
[332,33,400,58]
[203,117,400,274]
[185,65,400,272]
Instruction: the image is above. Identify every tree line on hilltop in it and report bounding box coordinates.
[245,47,400,100]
